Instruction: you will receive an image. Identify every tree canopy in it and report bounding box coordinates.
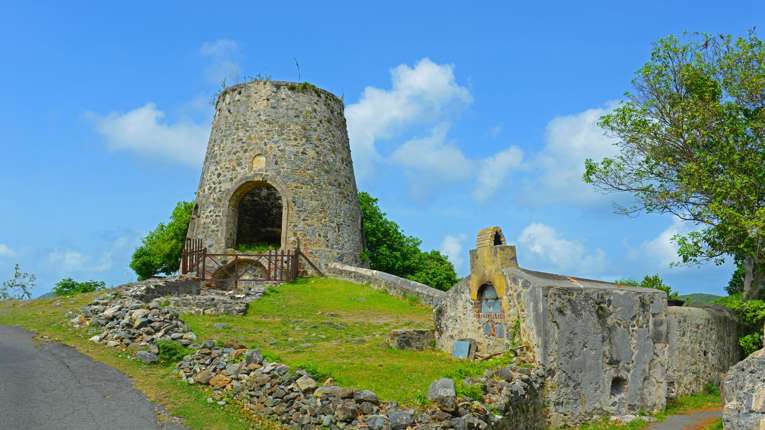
[130,201,194,280]
[584,31,765,299]
[359,192,458,291]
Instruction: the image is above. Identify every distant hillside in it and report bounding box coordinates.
[680,293,724,306]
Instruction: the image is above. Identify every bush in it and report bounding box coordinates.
[156,339,189,363]
[130,201,194,280]
[716,294,765,356]
[53,278,106,296]
[359,192,458,291]
[1,264,35,300]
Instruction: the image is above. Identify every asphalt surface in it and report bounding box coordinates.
[0,325,185,430]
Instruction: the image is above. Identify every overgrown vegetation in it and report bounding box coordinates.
[183,277,509,404]
[716,294,765,355]
[156,339,190,363]
[616,274,680,300]
[235,243,278,254]
[1,264,35,300]
[130,201,194,280]
[53,278,106,296]
[584,31,765,300]
[359,192,459,291]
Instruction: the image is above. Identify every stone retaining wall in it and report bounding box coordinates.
[723,348,765,430]
[666,306,742,399]
[325,263,446,307]
[176,341,546,430]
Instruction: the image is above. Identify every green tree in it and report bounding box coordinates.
[130,201,194,280]
[616,274,679,300]
[1,264,35,300]
[584,31,765,299]
[52,278,106,296]
[359,192,458,291]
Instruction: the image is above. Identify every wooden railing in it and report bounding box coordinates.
[181,239,312,288]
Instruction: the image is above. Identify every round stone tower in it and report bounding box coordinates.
[186,80,364,268]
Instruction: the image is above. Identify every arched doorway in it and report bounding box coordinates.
[227,181,284,250]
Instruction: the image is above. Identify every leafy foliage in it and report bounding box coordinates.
[716,294,765,355]
[53,278,106,296]
[359,192,458,291]
[583,31,765,299]
[156,339,190,363]
[130,201,194,280]
[616,274,679,300]
[1,264,35,300]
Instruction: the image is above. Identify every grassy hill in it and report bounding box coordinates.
[680,293,724,306]
[183,277,507,404]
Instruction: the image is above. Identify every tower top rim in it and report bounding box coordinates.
[216,80,343,105]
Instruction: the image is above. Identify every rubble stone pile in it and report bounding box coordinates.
[176,342,546,430]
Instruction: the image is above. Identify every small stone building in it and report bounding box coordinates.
[435,226,742,427]
[186,80,364,268]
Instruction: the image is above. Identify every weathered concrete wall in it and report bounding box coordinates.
[666,306,741,399]
[187,80,364,268]
[435,266,669,427]
[723,348,765,430]
[325,263,446,307]
[509,269,669,427]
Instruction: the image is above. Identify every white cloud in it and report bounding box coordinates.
[0,244,15,258]
[345,58,472,178]
[529,104,619,204]
[638,217,693,270]
[390,123,473,183]
[89,103,210,166]
[47,234,139,274]
[440,234,468,274]
[200,39,241,85]
[519,223,607,276]
[200,39,239,57]
[473,146,524,203]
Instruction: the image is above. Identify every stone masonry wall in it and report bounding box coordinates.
[666,306,742,399]
[326,263,446,308]
[187,80,364,268]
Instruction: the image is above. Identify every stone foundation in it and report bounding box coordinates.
[326,263,446,307]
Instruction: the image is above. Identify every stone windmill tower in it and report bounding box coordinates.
[186,80,364,268]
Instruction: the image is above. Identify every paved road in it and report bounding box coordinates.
[646,409,721,430]
[0,326,185,430]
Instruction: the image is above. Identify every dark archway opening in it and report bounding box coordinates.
[493,231,503,246]
[235,183,282,250]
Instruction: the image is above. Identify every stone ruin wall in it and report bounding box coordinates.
[186,80,364,268]
[666,306,742,398]
[434,226,744,427]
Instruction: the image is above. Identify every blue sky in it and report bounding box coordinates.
[1,1,763,297]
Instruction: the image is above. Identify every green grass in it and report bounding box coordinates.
[183,277,513,404]
[574,417,649,430]
[0,293,281,430]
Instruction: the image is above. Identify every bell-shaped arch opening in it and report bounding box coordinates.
[478,283,501,315]
[227,181,283,250]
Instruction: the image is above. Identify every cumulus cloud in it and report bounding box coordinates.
[390,123,473,183]
[440,234,468,274]
[519,222,607,276]
[638,217,693,270]
[473,146,524,203]
[345,58,472,178]
[528,104,619,204]
[47,235,139,274]
[89,103,210,166]
[0,244,15,258]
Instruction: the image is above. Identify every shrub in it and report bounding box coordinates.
[716,294,765,356]
[359,192,458,291]
[52,278,106,296]
[156,340,189,363]
[130,201,194,280]
[1,264,35,300]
